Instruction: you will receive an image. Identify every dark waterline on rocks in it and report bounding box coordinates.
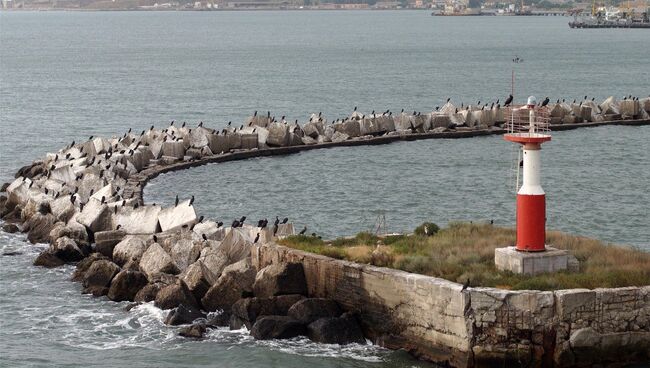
[1,10,649,368]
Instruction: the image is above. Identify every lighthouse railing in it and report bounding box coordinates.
[504,105,551,137]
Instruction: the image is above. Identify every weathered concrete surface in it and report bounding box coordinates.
[494,246,571,275]
[157,199,197,232]
[253,243,650,368]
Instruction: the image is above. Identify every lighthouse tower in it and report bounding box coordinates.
[504,96,551,252]
[495,96,574,275]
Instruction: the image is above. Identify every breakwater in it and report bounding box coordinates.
[1,96,650,367]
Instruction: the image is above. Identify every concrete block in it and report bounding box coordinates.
[266,123,290,147]
[599,96,620,115]
[76,198,112,233]
[208,134,229,154]
[376,115,395,133]
[113,204,162,234]
[494,246,572,275]
[158,200,197,232]
[162,141,185,159]
[619,100,639,117]
[431,114,451,129]
[240,133,259,150]
[331,131,349,143]
[227,133,241,150]
[336,120,361,137]
[394,113,413,131]
[217,227,253,263]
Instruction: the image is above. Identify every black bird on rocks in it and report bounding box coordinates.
[541,97,550,107]
[254,233,260,243]
[202,233,208,242]
[189,195,194,206]
[274,216,280,227]
[281,217,288,224]
[217,221,223,228]
[175,195,179,207]
[504,94,513,107]
[232,219,240,228]
[197,215,204,223]
[273,223,279,236]
[101,196,106,204]
[461,278,470,291]
[299,226,307,235]
[153,235,158,243]
[116,224,122,230]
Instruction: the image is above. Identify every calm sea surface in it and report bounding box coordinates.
[1,11,649,367]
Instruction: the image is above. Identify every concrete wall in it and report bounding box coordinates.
[253,243,650,368]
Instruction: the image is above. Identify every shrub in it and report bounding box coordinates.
[414,222,440,237]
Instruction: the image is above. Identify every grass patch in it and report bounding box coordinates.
[278,222,650,291]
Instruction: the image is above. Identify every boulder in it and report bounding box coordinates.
[218,228,253,264]
[287,298,342,324]
[302,121,322,138]
[250,316,306,340]
[154,279,199,310]
[181,261,211,301]
[157,200,197,232]
[198,246,230,285]
[82,259,120,296]
[164,304,206,326]
[201,258,256,312]
[94,229,127,257]
[227,133,241,150]
[2,223,19,233]
[139,242,178,280]
[620,99,640,117]
[330,131,349,143]
[253,263,307,298]
[33,249,64,268]
[170,238,203,272]
[193,221,225,241]
[178,323,207,338]
[134,283,164,303]
[50,236,84,262]
[76,198,112,234]
[25,213,56,244]
[112,236,148,266]
[107,269,148,302]
[307,312,365,345]
[61,220,90,246]
[230,294,304,330]
[49,196,76,223]
[113,205,162,235]
[431,114,451,129]
[71,253,108,282]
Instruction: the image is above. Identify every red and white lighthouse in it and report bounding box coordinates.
[504,96,551,252]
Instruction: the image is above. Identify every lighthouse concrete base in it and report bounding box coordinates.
[495,246,577,275]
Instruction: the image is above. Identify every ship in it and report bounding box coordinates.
[569,1,650,28]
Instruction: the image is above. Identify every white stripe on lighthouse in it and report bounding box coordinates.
[518,144,545,196]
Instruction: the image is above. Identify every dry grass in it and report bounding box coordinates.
[279,222,650,291]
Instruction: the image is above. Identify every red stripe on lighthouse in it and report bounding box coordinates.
[516,194,546,252]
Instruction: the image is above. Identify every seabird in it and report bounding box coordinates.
[541,97,550,107]
[197,215,204,223]
[175,195,179,207]
[461,278,470,291]
[153,235,158,243]
[217,221,223,228]
[254,233,260,243]
[116,224,122,230]
[202,233,208,241]
[232,219,240,228]
[281,217,288,224]
[504,94,513,107]
[299,226,307,235]
[239,216,246,224]
[189,195,194,206]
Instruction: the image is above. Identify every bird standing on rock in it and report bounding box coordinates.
[254,233,260,243]
[281,217,288,224]
[175,195,179,207]
[504,94,513,107]
[461,278,470,291]
[541,97,550,107]
[299,226,307,235]
[189,195,194,206]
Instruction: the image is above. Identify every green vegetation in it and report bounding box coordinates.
[279,222,650,291]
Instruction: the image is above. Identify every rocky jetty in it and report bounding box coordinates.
[1,96,649,367]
